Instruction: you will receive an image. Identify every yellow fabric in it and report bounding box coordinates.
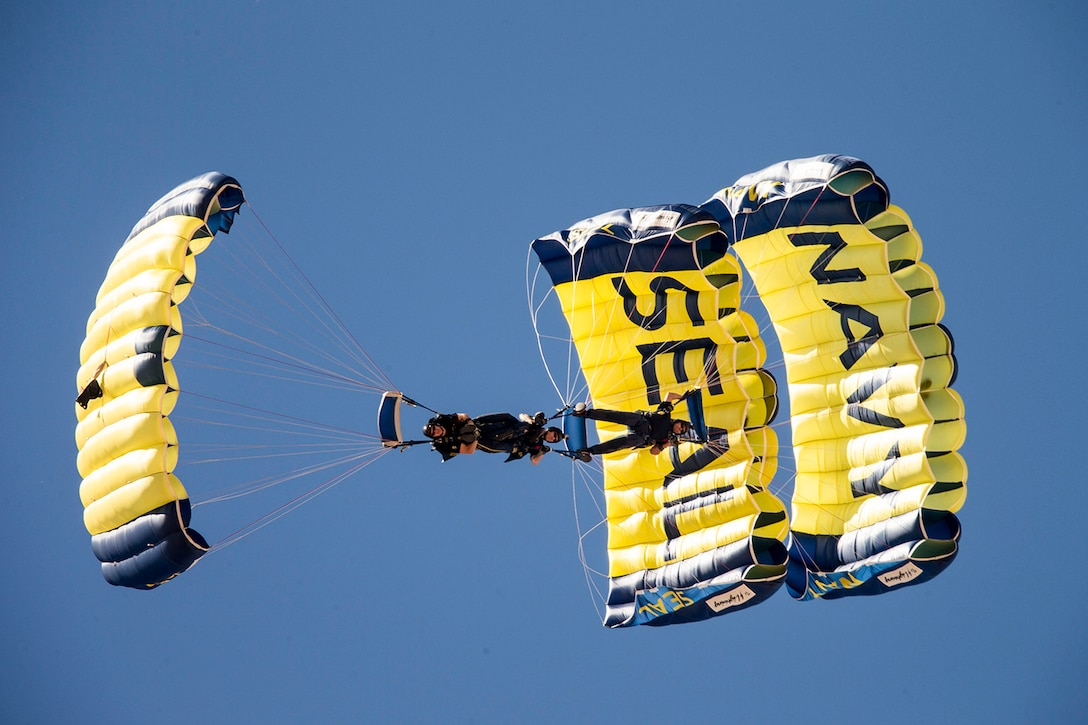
[80,217,203,362]
[730,206,967,541]
[83,473,187,536]
[75,215,212,536]
[554,252,788,580]
[79,446,179,510]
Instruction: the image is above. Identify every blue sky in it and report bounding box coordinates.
[4,2,1086,723]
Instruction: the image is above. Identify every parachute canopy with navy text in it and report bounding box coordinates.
[701,155,966,601]
[529,154,966,626]
[531,204,791,627]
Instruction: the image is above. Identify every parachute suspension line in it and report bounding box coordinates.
[167,203,401,526]
[246,205,397,393]
[526,247,575,405]
[528,293,566,403]
[181,275,372,391]
[175,386,383,507]
[186,231,382,391]
[527,243,595,407]
[570,455,609,620]
[575,481,608,578]
[249,205,398,391]
[181,328,380,395]
[179,389,378,447]
[649,227,679,276]
[201,446,392,555]
[194,447,380,505]
[181,289,385,405]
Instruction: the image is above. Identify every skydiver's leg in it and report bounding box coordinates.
[475,413,523,451]
[580,409,653,455]
[585,432,645,456]
[584,408,644,428]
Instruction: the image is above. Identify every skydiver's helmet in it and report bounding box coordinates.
[672,419,691,436]
[423,421,444,438]
[543,426,565,443]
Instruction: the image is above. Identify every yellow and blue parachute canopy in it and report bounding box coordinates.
[701,155,967,600]
[532,204,790,627]
[75,172,244,588]
[530,155,967,624]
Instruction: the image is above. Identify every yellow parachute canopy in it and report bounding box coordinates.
[75,172,244,588]
[532,204,790,626]
[702,155,967,600]
[531,155,966,625]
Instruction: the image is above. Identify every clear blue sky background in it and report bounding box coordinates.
[4,2,1086,723]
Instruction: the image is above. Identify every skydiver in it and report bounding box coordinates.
[572,391,694,462]
[423,413,479,461]
[475,411,565,465]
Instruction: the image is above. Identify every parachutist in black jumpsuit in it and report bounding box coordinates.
[573,394,692,459]
[476,412,564,464]
[423,413,479,461]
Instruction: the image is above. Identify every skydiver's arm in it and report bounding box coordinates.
[657,389,698,415]
[662,389,698,406]
[457,416,479,451]
[649,439,677,456]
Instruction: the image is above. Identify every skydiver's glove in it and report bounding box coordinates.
[533,412,547,426]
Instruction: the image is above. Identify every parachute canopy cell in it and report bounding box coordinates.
[75,172,244,589]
